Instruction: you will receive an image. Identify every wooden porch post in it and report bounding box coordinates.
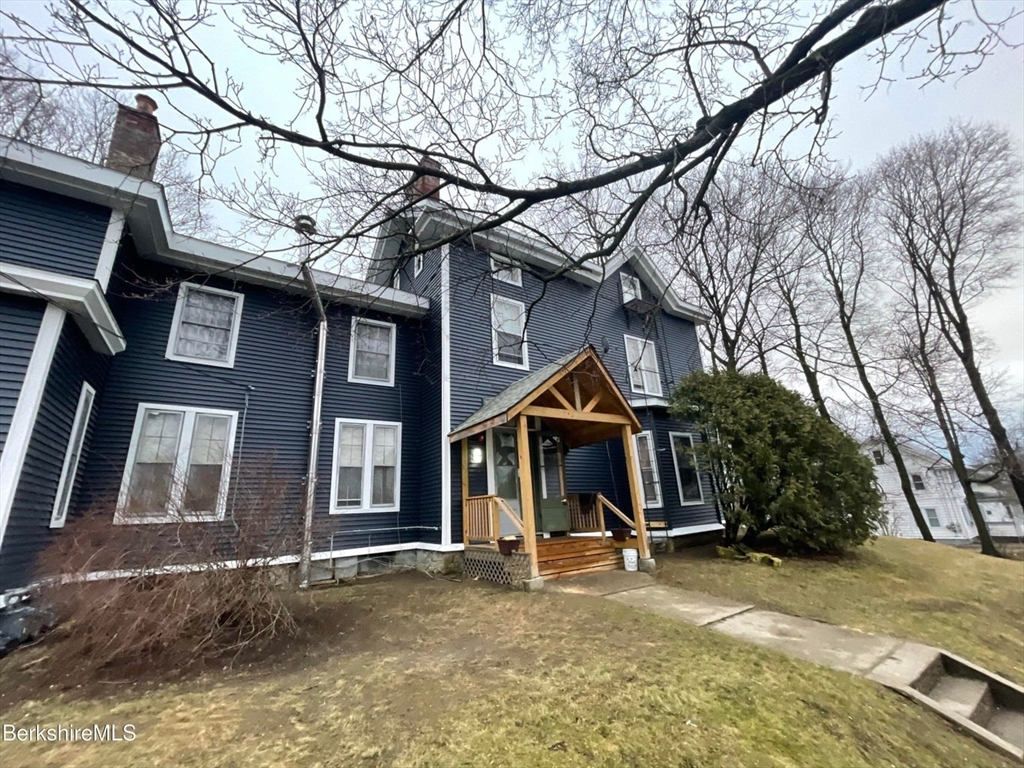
[516,414,540,578]
[620,424,652,560]
[461,437,469,547]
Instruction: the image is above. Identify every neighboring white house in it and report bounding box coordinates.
[974,478,1024,541]
[862,440,975,543]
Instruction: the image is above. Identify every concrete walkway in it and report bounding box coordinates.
[548,571,934,683]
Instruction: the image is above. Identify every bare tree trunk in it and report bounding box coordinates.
[784,295,832,422]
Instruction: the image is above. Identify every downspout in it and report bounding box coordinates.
[296,216,326,588]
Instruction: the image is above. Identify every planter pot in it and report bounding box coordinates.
[612,529,631,542]
[498,539,521,556]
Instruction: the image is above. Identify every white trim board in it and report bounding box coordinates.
[0,262,125,355]
[94,208,126,291]
[653,522,724,537]
[0,304,66,550]
[440,244,453,546]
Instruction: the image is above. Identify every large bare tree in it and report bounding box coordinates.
[875,122,1024,509]
[0,0,1013,275]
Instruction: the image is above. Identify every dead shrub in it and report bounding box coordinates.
[37,459,305,671]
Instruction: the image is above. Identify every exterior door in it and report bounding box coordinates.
[489,428,522,536]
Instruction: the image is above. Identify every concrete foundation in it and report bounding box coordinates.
[638,557,657,573]
[522,576,545,592]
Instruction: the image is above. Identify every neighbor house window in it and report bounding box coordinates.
[670,432,704,504]
[491,255,522,286]
[925,507,940,527]
[620,273,642,304]
[116,404,238,524]
[632,431,663,508]
[624,334,662,396]
[331,419,402,513]
[165,283,244,368]
[872,449,885,465]
[348,317,397,386]
[413,253,424,278]
[491,295,529,369]
[912,473,926,491]
[49,382,96,528]
[391,271,402,290]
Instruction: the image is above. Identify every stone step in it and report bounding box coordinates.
[927,676,993,723]
[987,709,1024,752]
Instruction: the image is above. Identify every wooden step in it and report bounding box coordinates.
[539,551,622,577]
[536,538,617,560]
[543,561,621,580]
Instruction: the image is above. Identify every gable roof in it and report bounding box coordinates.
[449,346,642,448]
[0,138,428,318]
[371,200,707,323]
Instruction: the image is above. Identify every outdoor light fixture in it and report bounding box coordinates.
[469,445,485,466]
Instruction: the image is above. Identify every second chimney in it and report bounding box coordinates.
[105,94,161,180]
[408,155,442,202]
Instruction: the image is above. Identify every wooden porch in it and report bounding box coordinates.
[450,347,653,587]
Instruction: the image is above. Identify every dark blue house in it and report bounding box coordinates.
[0,97,720,601]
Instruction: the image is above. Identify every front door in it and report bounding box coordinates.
[490,428,522,536]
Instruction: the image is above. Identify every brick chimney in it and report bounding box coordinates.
[105,93,161,180]
[407,155,441,201]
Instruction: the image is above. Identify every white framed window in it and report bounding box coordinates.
[330,419,402,513]
[624,334,662,396]
[925,507,941,527]
[670,432,704,505]
[116,403,238,524]
[491,255,522,286]
[348,317,397,387]
[632,431,663,509]
[621,273,642,304]
[391,271,402,290]
[413,253,424,278]
[49,382,97,528]
[491,294,529,370]
[165,283,244,368]
[912,473,926,491]
[871,449,885,465]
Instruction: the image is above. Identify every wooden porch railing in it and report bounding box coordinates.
[463,494,524,545]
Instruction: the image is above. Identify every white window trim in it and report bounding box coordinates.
[632,431,663,509]
[413,253,424,278]
[491,255,523,286]
[624,333,663,396]
[669,431,705,505]
[620,273,642,304]
[115,403,238,525]
[347,316,398,387]
[490,294,530,370]
[924,507,941,528]
[165,282,245,369]
[329,418,403,514]
[50,381,97,528]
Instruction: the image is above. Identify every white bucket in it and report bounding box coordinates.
[622,548,639,572]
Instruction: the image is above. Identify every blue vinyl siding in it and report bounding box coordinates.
[0,294,45,455]
[0,319,110,590]
[445,241,715,533]
[0,181,111,280]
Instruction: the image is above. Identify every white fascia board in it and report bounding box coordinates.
[625,247,709,324]
[0,262,125,354]
[414,205,607,286]
[0,138,428,319]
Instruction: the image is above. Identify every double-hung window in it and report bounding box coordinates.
[49,382,97,528]
[872,449,885,465]
[348,317,397,386]
[632,431,663,508]
[331,419,402,513]
[491,295,529,369]
[925,507,941,527]
[166,283,244,368]
[670,432,704,504]
[116,404,238,523]
[912,473,926,491]
[491,255,522,286]
[624,334,662,396]
[621,273,642,304]
[413,253,424,278]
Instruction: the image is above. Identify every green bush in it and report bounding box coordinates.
[671,371,884,553]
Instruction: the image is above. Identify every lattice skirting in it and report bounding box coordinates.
[463,548,532,589]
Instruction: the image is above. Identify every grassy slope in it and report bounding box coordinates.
[0,572,1013,768]
[659,536,1024,683]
